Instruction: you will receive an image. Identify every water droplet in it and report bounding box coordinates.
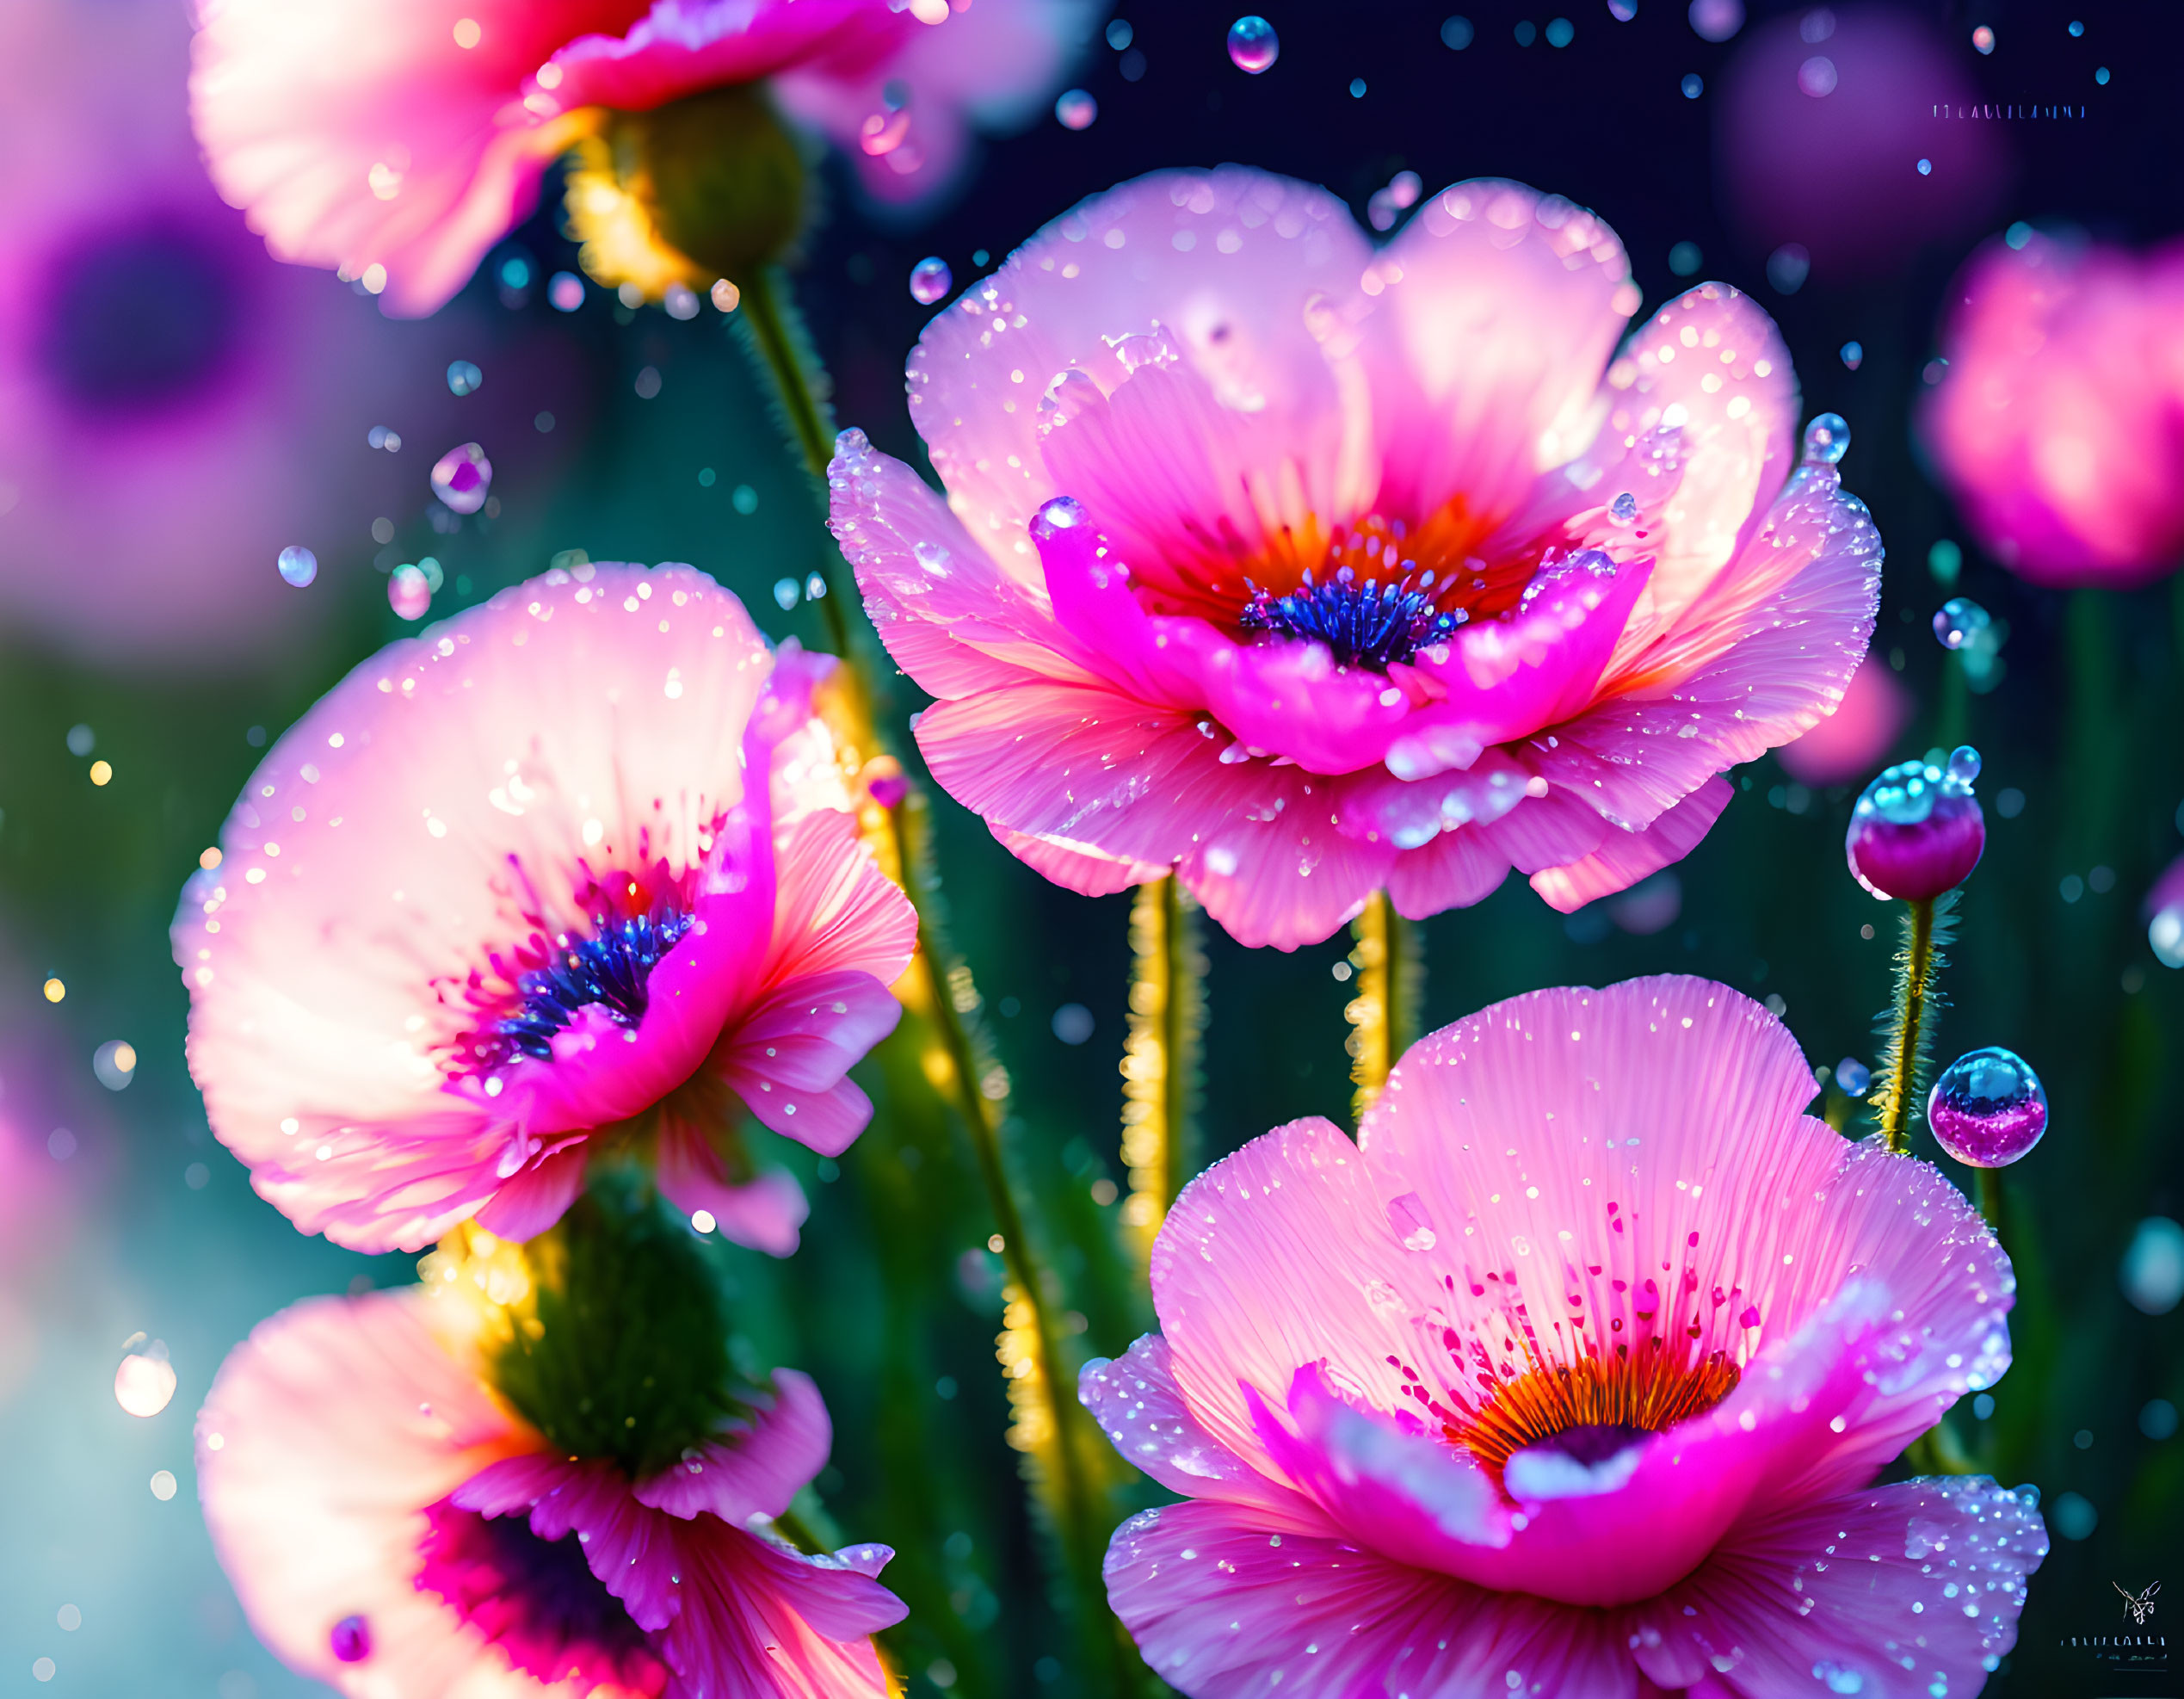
[1681,71,1705,98]
[330,1616,372,1663]
[114,1348,176,1417]
[909,256,953,306]
[772,578,800,611]
[1835,1057,1872,1097]
[1928,1047,2046,1168]
[2150,901,2184,970]
[1801,413,1849,464]
[276,546,318,588]
[1689,0,1743,41]
[430,442,492,514]
[1840,340,1864,370]
[1971,23,1995,53]
[445,360,482,396]
[1608,491,1639,527]
[548,271,584,312]
[1055,89,1097,130]
[1946,745,1981,786]
[389,564,432,621]
[2121,1216,2184,1314]
[1931,596,1990,651]
[1228,15,1279,71]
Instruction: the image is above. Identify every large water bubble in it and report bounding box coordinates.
[1228,15,1280,71]
[1928,1046,2047,1168]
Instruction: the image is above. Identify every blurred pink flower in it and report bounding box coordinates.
[191,0,1092,316]
[1716,6,2009,282]
[1083,976,2046,1698]
[0,0,391,664]
[198,1288,903,1699]
[1776,647,1910,786]
[1924,231,2184,588]
[173,563,916,1255]
[832,170,1882,950]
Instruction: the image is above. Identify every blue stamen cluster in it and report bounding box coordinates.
[1238,565,1466,670]
[494,911,693,1061]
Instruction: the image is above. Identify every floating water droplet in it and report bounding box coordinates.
[1835,1057,1872,1097]
[773,578,800,611]
[1946,744,1981,785]
[430,442,492,514]
[909,256,953,305]
[1801,413,1849,464]
[1931,596,1990,651]
[1055,89,1097,129]
[1608,491,1639,527]
[114,1346,176,1418]
[1228,15,1279,71]
[276,546,318,588]
[330,1616,372,1663]
[445,360,482,396]
[1688,0,1743,40]
[2122,1216,2184,1314]
[1971,23,1995,53]
[1839,340,1863,370]
[1846,751,1985,899]
[2150,903,2184,970]
[663,281,699,320]
[1928,1047,2046,1168]
[389,564,432,621]
[548,271,584,312]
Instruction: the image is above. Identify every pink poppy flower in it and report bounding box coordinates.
[1082,975,2046,1697]
[197,1285,904,1698]
[173,562,916,1256]
[830,170,1882,950]
[1924,229,2184,588]
[191,0,1091,317]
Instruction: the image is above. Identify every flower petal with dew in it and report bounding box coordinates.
[196,1283,902,1698]
[190,0,1094,315]
[173,562,916,1254]
[832,168,1881,949]
[1923,228,2184,588]
[1080,976,2045,1697]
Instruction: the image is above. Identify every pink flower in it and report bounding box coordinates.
[1775,649,1910,788]
[196,1285,904,1699]
[1081,976,2046,1697]
[173,562,916,1256]
[0,0,398,664]
[1924,230,2184,588]
[830,170,1881,950]
[190,0,1091,316]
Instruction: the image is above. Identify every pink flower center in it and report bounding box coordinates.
[1399,1344,1742,1492]
[416,1498,668,1696]
[437,860,702,1078]
[1140,503,1584,661]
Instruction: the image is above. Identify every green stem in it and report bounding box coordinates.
[730,265,852,656]
[1976,1168,2003,1233]
[731,261,1134,1689]
[896,795,1141,1696]
[1874,896,1940,1153]
[1121,874,1206,1267]
[1347,892,1425,1121]
[1158,878,1206,1214]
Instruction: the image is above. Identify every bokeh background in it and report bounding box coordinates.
[2,1,2180,1695]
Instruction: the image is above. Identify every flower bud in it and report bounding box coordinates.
[1845,745,1986,901]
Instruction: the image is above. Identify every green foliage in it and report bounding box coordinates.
[488,1181,752,1480]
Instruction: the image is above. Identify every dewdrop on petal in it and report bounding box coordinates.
[1846,746,1985,901]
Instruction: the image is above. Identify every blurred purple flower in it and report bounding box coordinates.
[1716,7,2009,283]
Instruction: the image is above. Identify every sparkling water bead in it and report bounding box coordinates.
[388,564,432,621]
[1800,412,1849,464]
[1055,89,1097,130]
[2152,904,2184,970]
[445,359,482,396]
[276,545,318,588]
[1845,748,1985,900]
[430,442,492,514]
[1928,1047,2047,1167]
[1932,596,1990,652]
[1228,15,1280,71]
[908,256,952,306]
[330,1616,372,1662]
[1835,1057,1872,1097]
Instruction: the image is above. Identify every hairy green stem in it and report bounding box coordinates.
[1872,895,1950,1152]
[1347,891,1425,1121]
[1121,874,1206,1267]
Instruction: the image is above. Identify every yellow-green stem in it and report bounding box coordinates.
[1121,874,1206,1267]
[1347,891,1424,1122]
[1874,896,1938,1153]
[731,266,1135,1690]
